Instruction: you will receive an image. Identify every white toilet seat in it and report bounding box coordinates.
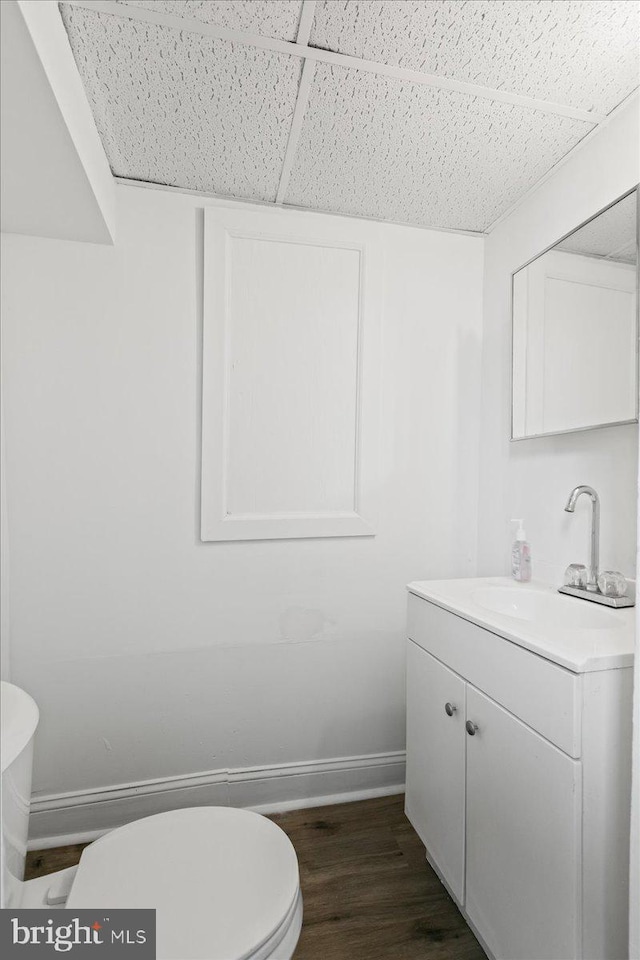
[65,807,302,960]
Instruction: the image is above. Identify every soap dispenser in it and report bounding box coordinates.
[510,519,531,582]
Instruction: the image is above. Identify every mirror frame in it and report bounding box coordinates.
[510,185,640,441]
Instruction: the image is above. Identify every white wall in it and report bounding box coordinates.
[1,183,484,829]
[0,1,115,244]
[0,402,10,680]
[478,97,639,585]
[632,465,640,960]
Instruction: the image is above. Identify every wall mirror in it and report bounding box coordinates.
[511,188,638,440]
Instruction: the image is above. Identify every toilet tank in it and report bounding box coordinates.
[1,681,39,908]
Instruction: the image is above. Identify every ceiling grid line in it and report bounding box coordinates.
[295,0,316,46]
[276,0,317,204]
[62,0,607,124]
[276,59,317,205]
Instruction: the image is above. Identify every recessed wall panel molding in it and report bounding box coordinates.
[200,207,382,541]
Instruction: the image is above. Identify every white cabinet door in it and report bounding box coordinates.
[465,686,581,960]
[405,640,466,902]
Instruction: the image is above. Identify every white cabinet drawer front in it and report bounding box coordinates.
[407,594,581,757]
[465,687,581,960]
[405,641,465,903]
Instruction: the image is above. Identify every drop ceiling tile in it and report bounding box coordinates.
[556,193,637,262]
[59,5,302,200]
[116,0,303,40]
[285,64,594,232]
[310,1,639,115]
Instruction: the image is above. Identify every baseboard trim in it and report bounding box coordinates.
[28,750,406,849]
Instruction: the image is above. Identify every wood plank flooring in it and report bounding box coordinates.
[26,794,484,960]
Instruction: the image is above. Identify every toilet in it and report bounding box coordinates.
[1,682,303,960]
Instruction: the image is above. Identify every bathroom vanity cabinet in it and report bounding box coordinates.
[405,580,634,960]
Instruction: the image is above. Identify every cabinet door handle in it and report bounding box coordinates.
[444,702,457,716]
[465,721,479,736]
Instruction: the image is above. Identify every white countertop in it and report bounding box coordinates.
[407,577,635,673]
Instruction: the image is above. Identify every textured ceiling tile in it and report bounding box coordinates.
[59,5,302,201]
[310,1,639,115]
[557,193,638,262]
[116,0,303,40]
[285,64,594,232]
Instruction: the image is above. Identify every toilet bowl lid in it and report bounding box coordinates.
[66,807,300,960]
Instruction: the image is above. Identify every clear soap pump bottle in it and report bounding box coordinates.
[510,519,531,582]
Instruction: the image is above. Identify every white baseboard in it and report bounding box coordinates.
[28,750,406,849]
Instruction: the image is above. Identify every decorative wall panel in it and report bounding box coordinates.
[201,207,381,540]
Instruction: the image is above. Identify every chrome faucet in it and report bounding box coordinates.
[564,485,600,590]
[559,484,634,608]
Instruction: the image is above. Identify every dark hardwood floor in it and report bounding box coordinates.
[26,794,484,960]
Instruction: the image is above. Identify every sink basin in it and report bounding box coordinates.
[408,576,634,672]
[471,587,622,630]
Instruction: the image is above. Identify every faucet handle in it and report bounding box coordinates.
[564,564,587,588]
[596,571,628,598]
